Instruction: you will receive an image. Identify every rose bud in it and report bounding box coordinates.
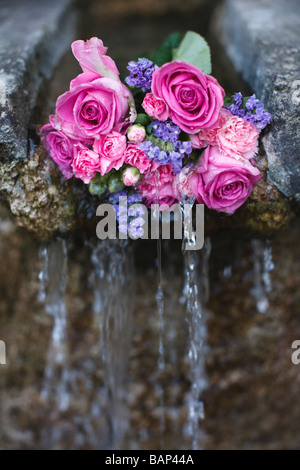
[122,166,141,186]
[127,124,146,143]
[108,173,125,193]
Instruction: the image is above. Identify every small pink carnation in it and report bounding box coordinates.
[138,164,178,208]
[142,92,169,121]
[217,115,260,160]
[124,143,158,174]
[189,108,231,149]
[72,143,100,183]
[93,131,126,176]
[173,166,196,200]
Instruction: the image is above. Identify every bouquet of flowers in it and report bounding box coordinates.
[40,31,272,223]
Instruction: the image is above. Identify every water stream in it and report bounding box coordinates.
[180,200,210,450]
[39,239,70,412]
[89,239,135,449]
[154,172,166,443]
[251,239,274,314]
[38,237,134,449]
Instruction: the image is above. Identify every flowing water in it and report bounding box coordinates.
[39,239,70,412]
[250,239,275,314]
[180,200,210,450]
[89,239,135,448]
[154,172,166,443]
[37,237,134,449]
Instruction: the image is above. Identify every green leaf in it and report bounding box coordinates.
[135,113,152,126]
[172,31,212,75]
[224,94,234,107]
[153,32,182,66]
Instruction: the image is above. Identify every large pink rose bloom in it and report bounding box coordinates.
[54,71,136,140]
[93,131,126,176]
[72,143,100,183]
[190,145,262,214]
[217,115,260,159]
[71,37,120,79]
[151,61,225,134]
[138,165,179,208]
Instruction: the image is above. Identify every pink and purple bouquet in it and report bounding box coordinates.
[40,32,272,222]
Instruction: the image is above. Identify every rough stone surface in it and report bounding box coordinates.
[215,0,300,198]
[0,0,76,236]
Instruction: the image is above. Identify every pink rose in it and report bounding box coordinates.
[93,131,126,176]
[124,143,158,174]
[142,92,169,121]
[54,72,136,140]
[127,124,146,143]
[122,167,141,186]
[72,143,100,183]
[190,108,232,148]
[40,122,77,179]
[190,145,262,214]
[217,115,260,159]
[71,37,120,79]
[151,61,225,134]
[138,165,178,207]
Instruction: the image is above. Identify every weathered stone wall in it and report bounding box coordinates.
[0,0,77,238]
[214,0,300,199]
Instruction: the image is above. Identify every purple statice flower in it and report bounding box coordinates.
[253,101,272,129]
[125,58,158,92]
[138,138,192,174]
[139,118,192,173]
[127,192,143,205]
[108,190,128,206]
[150,119,181,144]
[108,190,145,237]
[245,94,260,111]
[225,92,272,130]
[233,92,243,107]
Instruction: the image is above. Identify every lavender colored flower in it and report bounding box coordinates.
[233,92,243,107]
[125,58,158,92]
[108,190,128,206]
[138,138,192,174]
[108,190,145,238]
[138,118,192,173]
[225,92,272,129]
[150,119,181,144]
[245,94,260,111]
[127,192,143,205]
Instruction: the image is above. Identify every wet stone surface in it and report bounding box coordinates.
[0,0,76,237]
